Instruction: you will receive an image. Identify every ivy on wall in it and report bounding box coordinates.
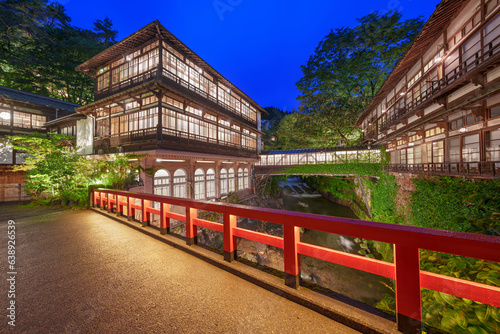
[410,176,500,235]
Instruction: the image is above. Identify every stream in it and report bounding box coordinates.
[278,176,392,306]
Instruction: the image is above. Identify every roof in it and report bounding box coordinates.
[356,0,469,125]
[261,144,382,155]
[76,20,266,115]
[0,85,80,113]
[44,112,87,127]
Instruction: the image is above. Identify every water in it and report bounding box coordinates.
[280,176,392,307]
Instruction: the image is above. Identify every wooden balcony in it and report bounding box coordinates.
[93,68,257,128]
[363,21,500,142]
[93,126,258,159]
[384,161,500,178]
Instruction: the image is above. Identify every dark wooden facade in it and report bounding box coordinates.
[0,85,79,165]
[357,0,500,178]
[76,21,264,198]
[77,21,264,159]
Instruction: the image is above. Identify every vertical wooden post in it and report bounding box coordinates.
[107,193,112,213]
[160,202,170,235]
[283,223,301,289]
[100,191,104,209]
[128,196,135,221]
[223,213,237,262]
[142,199,151,226]
[186,207,198,245]
[94,190,99,207]
[116,195,123,216]
[394,244,422,334]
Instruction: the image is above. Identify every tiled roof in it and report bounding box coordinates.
[0,85,80,113]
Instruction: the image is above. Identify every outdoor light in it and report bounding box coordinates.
[435,56,442,62]
[0,112,10,120]
[128,159,138,161]
[382,109,386,113]
[227,88,231,93]
[198,68,203,74]
[125,55,132,61]
[156,159,185,162]
[222,161,233,164]
[459,127,467,133]
[409,142,414,146]
[196,160,215,163]
[400,92,406,96]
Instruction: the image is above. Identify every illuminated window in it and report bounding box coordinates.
[220,168,228,196]
[243,168,249,189]
[194,168,205,200]
[237,168,244,190]
[154,169,171,197]
[425,127,445,137]
[228,168,235,192]
[206,168,215,199]
[173,169,187,198]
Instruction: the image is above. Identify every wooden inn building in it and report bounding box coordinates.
[357,0,500,179]
[75,21,265,200]
[0,85,80,201]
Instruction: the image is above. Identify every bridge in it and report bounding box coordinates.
[91,188,500,334]
[255,145,382,176]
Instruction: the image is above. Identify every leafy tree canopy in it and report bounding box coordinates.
[8,132,143,206]
[0,0,117,104]
[295,11,423,146]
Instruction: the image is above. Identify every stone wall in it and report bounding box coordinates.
[390,172,416,217]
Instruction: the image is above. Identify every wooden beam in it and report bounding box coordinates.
[470,73,485,88]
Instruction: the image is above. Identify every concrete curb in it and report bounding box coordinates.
[90,207,401,334]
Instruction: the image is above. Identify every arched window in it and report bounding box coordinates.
[220,168,228,196]
[154,169,170,196]
[243,168,249,189]
[238,168,244,190]
[206,168,215,199]
[194,168,205,200]
[228,168,235,193]
[173,169,187,198]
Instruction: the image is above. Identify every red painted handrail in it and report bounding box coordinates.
[92,188,500,333]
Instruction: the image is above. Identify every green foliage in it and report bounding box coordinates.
[410,176,500,234]
[0,0,117,104]
[9,133,142,207]
[370,172,403,225]
[305,176,356,201]
[376,251,500,333]
[296,11,423,145]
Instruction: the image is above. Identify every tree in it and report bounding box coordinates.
[296,11,423,145]
[0,0,118,104]
[9,133,143,206]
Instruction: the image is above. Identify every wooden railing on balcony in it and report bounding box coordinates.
[93,126,257,158]
[93,66,257,127]
[384,161,500,178]
[94,69,159,101]
[92,188,500,334]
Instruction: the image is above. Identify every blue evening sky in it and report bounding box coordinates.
[64,0,440,111]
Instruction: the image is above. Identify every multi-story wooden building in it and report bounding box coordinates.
[76,21,265,199]
[357,0,500,178]
[0,85,79,200]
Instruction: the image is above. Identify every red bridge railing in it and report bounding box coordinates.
[92,188,500,334]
